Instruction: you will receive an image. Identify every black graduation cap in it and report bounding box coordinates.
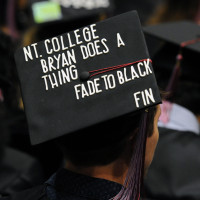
[29,0,114,25]
[143,21,200,87]
[15,11,161,145]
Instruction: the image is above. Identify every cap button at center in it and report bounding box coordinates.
[80,71,90,81]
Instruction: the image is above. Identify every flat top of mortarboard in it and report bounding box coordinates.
[143,21,200,83]
[143,21,200,53]
[29,0,114,25]
[15,11,161,145]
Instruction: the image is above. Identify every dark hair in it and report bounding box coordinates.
[56,106,157,166]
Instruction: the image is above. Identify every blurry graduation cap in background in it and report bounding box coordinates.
[144,21,200,94]
[29,0,114,25]
[15,11,161,145]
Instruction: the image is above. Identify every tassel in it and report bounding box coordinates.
[165,37,200,99]
[165,53,182,97]
[112,112,148,200]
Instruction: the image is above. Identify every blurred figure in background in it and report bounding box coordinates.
[143,21,200,200]
[114,0,163,24]
[147,0,200,25]
[0,30,44,197]
[0,0,62,186]
[0,0,30,41]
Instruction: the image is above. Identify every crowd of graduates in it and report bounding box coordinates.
[0,0,200,200]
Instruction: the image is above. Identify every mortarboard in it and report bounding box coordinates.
[15,11,161,145]
[143,21,200,87]
[29,0,114,25]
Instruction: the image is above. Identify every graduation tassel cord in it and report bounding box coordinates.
[89,59,152,78]
[165,53,182,94]
[112,112,148,200]
[180,38,200,47]
[80,59,152,81]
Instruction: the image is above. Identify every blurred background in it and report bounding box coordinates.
[0,0,200,199]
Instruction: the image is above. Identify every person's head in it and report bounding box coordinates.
[56,104,160,200]
[15,11,162,200]
[57,104,160,172]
